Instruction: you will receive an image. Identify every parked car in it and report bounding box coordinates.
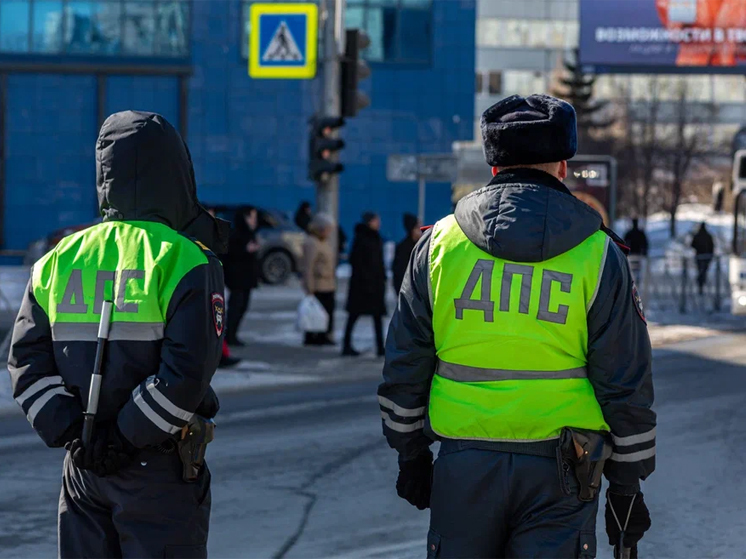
[24,208,304,285]
[211,206,304,285]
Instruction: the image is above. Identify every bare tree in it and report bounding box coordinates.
[659,80,716,238]
[613,77,663,219]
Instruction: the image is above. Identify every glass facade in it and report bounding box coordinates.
[595,75,746,103]
[0,0,190,57]
[242,0,433,63]
[477,18,578,50]
[0,0,475,251]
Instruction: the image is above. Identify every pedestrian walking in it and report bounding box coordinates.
[7,111,226,558]
[624,218,649,285]
[343,212,387,357]
[224,206,260,346]
[691,221,715,296]
[392,213,421,296]
[379,94,655,558]
[302,213,338,346]
[624,218,649,256]
[294,201,313,232]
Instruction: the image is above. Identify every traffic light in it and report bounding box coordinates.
[340,29,371,118]
[308,116,345,182]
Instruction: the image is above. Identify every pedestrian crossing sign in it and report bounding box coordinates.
[249,3,318,79]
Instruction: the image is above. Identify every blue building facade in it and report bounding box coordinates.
[0,0,475,251]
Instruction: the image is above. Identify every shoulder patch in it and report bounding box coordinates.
[181,234,217,259]
[212,293,225,337]
[632,282,646,324]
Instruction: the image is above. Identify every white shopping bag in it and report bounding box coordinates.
[297,295,330,333]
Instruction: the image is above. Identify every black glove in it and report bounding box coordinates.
[396,451,433,510]
[605,490,651,554]
[65,423,138,477]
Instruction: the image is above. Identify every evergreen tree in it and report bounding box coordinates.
[551,49,614,146]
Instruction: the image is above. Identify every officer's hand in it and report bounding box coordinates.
[65,423,137,477]
[65,438,95,471]
[605,490,651,552]
[396,452,433,510]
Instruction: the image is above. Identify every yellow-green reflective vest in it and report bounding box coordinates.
[428,214,610,442]
[32,221,210,341]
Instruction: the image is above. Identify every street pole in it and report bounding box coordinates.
[418,176,426,225]
[317,0,345,256]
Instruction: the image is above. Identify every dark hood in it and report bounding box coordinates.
[96,111,229,253]
[454,168,602,263]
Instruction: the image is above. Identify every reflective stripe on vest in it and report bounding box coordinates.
[427,214,610,442]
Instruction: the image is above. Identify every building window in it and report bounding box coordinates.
[475,71,483,94]
[488,71,502,95]
[241,0,431,63]
[477,18,578,50]
[502,70,545,97]
[346,0,432,63]
[0,0,190,57]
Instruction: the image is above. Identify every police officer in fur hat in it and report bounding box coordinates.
[378,94,656,558]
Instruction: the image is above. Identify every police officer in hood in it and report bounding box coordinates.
[379,94,656,558]
[8,111,230,558]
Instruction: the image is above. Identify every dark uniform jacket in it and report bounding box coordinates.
[379,169,656,492]
[392,236,416,296]
[8,112,225,450]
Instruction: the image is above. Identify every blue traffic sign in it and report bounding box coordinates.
[249,4,318,79]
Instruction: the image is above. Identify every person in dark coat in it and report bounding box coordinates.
[294,201,312,232]
[691,221,715,295]
[624,218,649,256]
[343,212,387,356]
[224,206,260,346]
[392,213,422,295]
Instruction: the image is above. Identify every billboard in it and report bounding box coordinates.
[580,0,746,73]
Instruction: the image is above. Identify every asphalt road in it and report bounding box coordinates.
[2,334,746,558]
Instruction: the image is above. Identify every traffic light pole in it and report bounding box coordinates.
[317,0,345,256]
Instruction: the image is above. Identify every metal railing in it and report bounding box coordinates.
[629,254,730,315]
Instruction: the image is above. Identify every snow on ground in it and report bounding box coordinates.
[616,203,734,258]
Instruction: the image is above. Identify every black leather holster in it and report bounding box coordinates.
[177,416,215,482]
[559,427,613,502]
